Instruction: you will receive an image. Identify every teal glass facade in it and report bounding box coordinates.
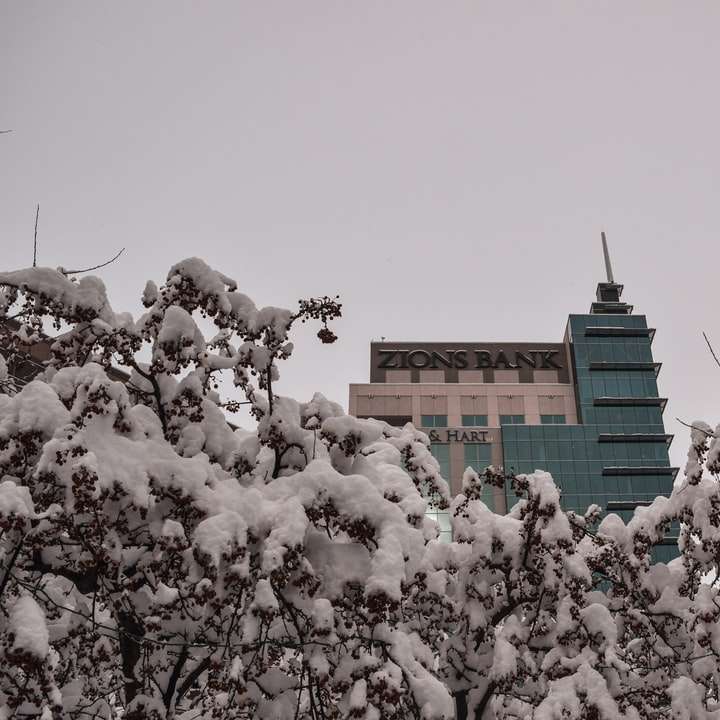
[502,284,677,561]
[464,443,495,510]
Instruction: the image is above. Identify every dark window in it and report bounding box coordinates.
[540,414,566,425]
[421,414,447,428]
[462,414,488,427]
[500,414,525,425]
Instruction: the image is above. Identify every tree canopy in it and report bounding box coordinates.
[0,259,718,720]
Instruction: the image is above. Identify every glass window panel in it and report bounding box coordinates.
[543,425,559,440]
[464,443,492,470]
[429,443,450,479]
[540,414,566,425]
[482,486,495,511]
[437,512,451,532]
[517,442,532,461]
[572,441,587,460]
[422,415,447,428]
[462,414,488,427]
[425,509,452,543]
[533,442,547,463]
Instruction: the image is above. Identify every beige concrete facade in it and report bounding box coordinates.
[349,341,579,514]
[349,380,577,512]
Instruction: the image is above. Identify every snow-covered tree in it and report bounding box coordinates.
[432,465,605,719]
[441,431,720,719]
[0,260,453,719]
[4,257,720,720]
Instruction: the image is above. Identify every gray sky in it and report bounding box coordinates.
[2,2,719,470]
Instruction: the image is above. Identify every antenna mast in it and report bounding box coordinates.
[601,231,614,283]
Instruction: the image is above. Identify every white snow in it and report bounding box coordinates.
[9,595,49,659]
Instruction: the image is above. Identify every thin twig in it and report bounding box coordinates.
[63,247,125,274]
[32,204,39,267]
[703,332,720,370]
[675,417,717,437]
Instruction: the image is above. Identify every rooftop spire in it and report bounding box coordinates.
[601,231,614,283]
[592,231,631,314]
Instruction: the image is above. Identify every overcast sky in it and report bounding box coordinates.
[2,2,719,469]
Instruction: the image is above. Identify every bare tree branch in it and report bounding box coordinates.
[703,332,720,370]
[63,247,126,275]
[675,417,717,437]
[32,204,39,268]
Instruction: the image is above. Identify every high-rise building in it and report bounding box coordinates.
[349,240,677,559]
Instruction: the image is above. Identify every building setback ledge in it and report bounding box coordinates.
[602,466,679,480]
[357,415,412,427]
[589,302,634,314]
[589,361,661,377]
[598,433,673,445]
[605,500,653,510]
[593,396,668,411]
[584,327,656,341]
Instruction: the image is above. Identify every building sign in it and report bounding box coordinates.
[428,429,489,443]
[369,342,570,384]
[377,348,562,370]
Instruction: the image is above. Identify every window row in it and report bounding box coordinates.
[577,374,658,398]
[386,369,562,383]
[504,440,671,462]
[503,441,668,472]
[505,464,673,492]
[583,406,664,428]
[421,414,574,428]
[574,341,654,364]
[570,315,648,330]
[557,477,673,496]
[556,492,662,514]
